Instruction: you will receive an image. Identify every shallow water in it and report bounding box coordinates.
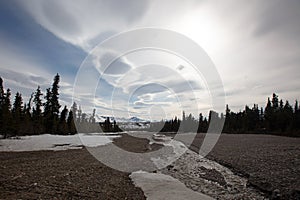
[127,132,267,199]
[158,140,267,199]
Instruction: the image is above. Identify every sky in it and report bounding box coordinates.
[0,0,299,120]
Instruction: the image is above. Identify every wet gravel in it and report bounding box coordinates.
[159,149,266,200]
[188,133,300,200]
[1,133,299,200]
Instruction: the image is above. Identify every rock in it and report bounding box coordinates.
[167,165,174,170]
[271,189,281,199]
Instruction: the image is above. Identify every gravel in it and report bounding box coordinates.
[188,133,300,200]
[0,148,145,199]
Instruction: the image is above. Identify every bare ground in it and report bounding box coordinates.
[1,133,299,199]
[0,148,145,200]
[188,133,300,200]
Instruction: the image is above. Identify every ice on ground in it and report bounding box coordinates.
[151,139,188,169]
[130,171,214,200]
[156,139,266,199]
[0,133,120,152]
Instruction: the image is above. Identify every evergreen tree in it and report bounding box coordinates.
[0,77,5,134]
[33,86,43,119]
[22,94,34,135]
[265,97,273,131]
[198,113,206,132]
[293,100,300,131]
[0,74,125,136]
[90,108,96,123]
[0,77,4,103]
[2,89,12,138]
[44,88,51,116]
[67,110,76,134]
[294,100,299,112]
[32,87,43,134]
[59,105,68,134]
[12,92,23,134]
[182,111,186,121]
[50,74,61,133]
[77,106,82,124]
[43,88,52,133]
[272,93,279,109]
[60,106,68,123]
[71,102,78,121]
[50,73,61,118]
[282,101,293,132]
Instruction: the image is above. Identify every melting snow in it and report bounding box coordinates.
[130,171,214,200]
[0,133,120,152]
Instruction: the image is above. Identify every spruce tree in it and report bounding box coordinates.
[0,77,4,108]
[33,87,43,134]
[42,73,61,134]
[22,94,34,135]
[2,89,12,138]
[294,100,300,130]
[71,102,78,120]
[67,110,76,134]
[33,86,43,119]
[59,105,68,134]
[44,88,52,133]
[50,74,61,118]
[272,93,279,109]
[265,97,273,131]
[282,101,293,132]
[0,77,5,134]
[12,92,23,134]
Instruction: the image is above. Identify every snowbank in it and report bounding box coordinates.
[0,133,119,152]
[130,171,214,200]
[150,139,188,169]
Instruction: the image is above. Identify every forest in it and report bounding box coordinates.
[154,93,300,137]
[0,74,120,138]
[0,74,299,138]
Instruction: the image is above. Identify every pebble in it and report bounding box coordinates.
[159,149,266,200]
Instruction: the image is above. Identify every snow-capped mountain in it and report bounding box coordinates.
[94,115,149,123]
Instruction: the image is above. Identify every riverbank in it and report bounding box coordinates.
[188,133,300,199]
[1,132,299,199]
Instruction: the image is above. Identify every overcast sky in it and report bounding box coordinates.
[0,0,299,120]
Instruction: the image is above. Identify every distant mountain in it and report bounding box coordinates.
[94,115,149,123]
[128,117,146,122]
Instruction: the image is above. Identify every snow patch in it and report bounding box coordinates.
[0,133,119,152]
[130,171,214,200]
[151,140,187,169]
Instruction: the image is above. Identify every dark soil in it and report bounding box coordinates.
[1,133,299,199]
[113,133,163,153]
[188,133,300,200]
[0,148,146,200]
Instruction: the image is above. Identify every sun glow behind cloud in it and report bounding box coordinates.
[174,7,230,55]
[1,0,299,119]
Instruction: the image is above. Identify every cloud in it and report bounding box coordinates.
[92,49,133,76]
[0,68,76,109]
[252,0,300,38]
[18,0,150,51]
[0,69,48,90]
[2,0,300,118]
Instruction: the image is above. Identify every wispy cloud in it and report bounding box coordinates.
[0,0,299,119]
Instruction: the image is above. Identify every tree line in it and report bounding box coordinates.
[151,93,300,137]
[1,73,299,138]
[224,93,300,136]
[0,74,120,139]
